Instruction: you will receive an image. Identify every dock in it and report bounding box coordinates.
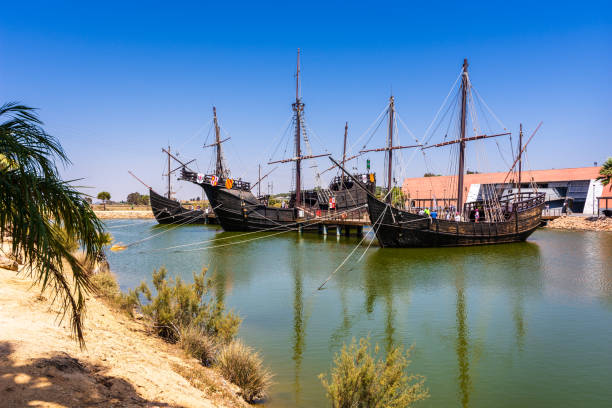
[296,210,370,236]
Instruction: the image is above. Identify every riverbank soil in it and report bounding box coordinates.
[545,216,612,232]
[94,210,154,219]
[0,266,246,408]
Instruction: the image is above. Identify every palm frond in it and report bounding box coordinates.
[0,102,105,347]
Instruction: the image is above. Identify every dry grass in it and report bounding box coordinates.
[171,362,248,407]
[217,340,273,403]
[89,269,137,316]
[180,326,219,367]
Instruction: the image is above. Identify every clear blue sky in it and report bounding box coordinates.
[1,1,610,201]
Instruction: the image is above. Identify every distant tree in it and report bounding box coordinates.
[596,158,612,186]
[466,169,480,174]
[139,195,150,205]
[0,102,106,346]
[126,192,141,205]
[97,191,111,210]
[424,172,441,177]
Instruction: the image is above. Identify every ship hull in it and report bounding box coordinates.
[149,189,214,225]
[201,181,370,232]
[202,183,308,231]
[367,194,544,248]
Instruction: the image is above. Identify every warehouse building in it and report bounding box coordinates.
[401,166,611,215]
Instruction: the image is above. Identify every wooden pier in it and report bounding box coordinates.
[296,209,370,236]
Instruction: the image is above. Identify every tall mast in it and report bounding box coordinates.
[167,145,171,199]
[213,106,224,177]
[518,123,523,199]
[387,96,395,203]
[293,48,304,206]
[457,59,469,211]
[342,122,348,170]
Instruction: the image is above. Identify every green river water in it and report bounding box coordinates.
[106,220,612,407]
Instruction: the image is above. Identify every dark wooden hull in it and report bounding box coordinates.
[367,194,544,248]
[201,181,370,232]
[201,183,303,231]
[149,189,215,225]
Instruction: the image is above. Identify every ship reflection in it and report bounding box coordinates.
[455,270,471,408]
[359,242,542,407]
[292,258,305,405]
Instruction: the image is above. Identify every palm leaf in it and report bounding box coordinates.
[0,102,105,347]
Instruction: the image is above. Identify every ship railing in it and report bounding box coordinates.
[300,207,369,222]
[542,207,563,217]
[179,169,251,191]
[498,192,546,213]
[331,173,375,186]
[201,174,251,191]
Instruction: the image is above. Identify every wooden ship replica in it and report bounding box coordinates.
[334,59,545,247]
[181,50,376,232]
[133,147,211,225]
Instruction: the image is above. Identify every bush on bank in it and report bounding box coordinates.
[320,336,429,408]
[92,266,271,403]
[130,266,241,343]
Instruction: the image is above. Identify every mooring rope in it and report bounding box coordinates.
[110,213,201,251]
[164,206,368,254]
[122,204,368,253]
[316,204,388,291]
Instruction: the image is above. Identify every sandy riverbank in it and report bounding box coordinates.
[95,210,154,219]
[0,265,247,408]
[544,216,612,232]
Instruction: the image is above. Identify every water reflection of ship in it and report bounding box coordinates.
[358,242,542,407]
[292,260,305,404]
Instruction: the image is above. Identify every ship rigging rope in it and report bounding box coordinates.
[135,204,368,253]
[111,213,201,250]
[348,102,390,153]
[421,70,463,146]
[178,119,213,153]
[316,204,388,291]
[110,204,223,249]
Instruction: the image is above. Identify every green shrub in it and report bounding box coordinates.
[133,267,241,342]
[217,340,273,403]
[319,337,429,408]
[179,325,219,367]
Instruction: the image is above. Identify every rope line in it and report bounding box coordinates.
[132,204,368,253]
[316,204,388,291]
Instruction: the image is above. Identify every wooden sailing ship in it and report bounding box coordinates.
[135,147,212,225]
[333,59,545,247]
[181,50,376,232]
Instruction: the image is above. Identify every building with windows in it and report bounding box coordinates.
[401,166,611,215]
